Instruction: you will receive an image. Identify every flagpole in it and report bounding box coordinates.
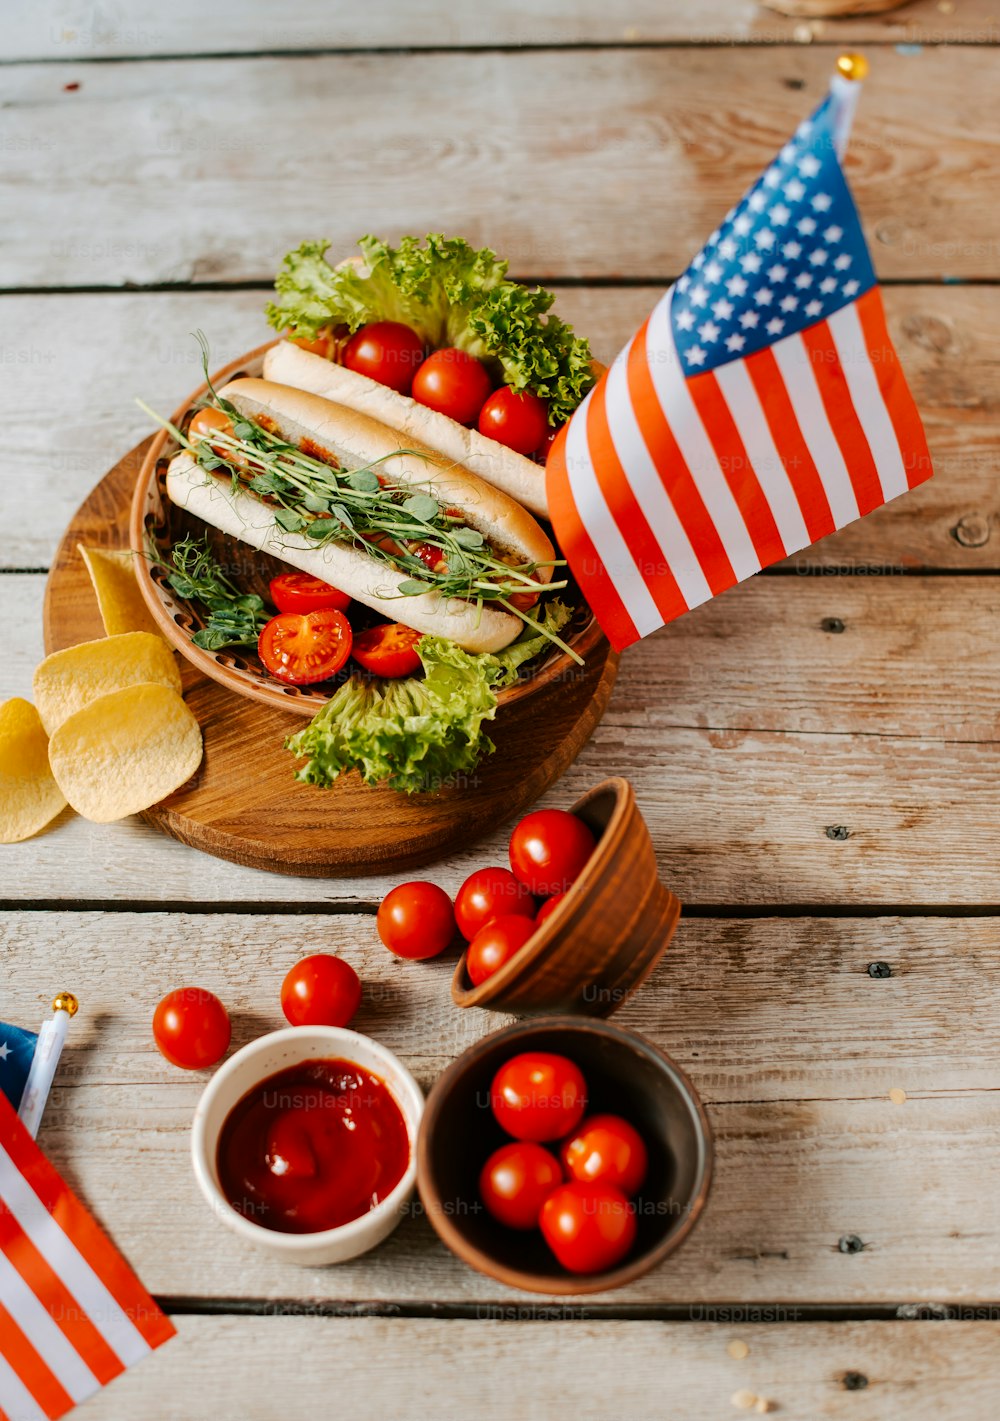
[829,52,868,160]
[17,992,78,1139]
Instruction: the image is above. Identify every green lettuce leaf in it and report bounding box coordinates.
[265,234,595,424]
[284,601,574,794]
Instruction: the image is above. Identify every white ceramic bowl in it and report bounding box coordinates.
[191,1026,424,1267]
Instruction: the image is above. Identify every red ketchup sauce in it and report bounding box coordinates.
[216,1058,410,1234]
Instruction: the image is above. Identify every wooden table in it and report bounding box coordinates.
[3,2,999,1415]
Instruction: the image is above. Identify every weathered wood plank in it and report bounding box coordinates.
[6,573,1000,906]
[1,285,996,571]
[1,47,997,286]
[6,912,1000,1303]
[76,1316,1000,1421]
[9,0,998,59]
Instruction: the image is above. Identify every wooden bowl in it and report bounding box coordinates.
[129,344,604,718]
[452,777,681,1017]
[416,1016,713,1295]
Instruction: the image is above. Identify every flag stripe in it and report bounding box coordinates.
[0,1354,49,1421]
[827,301,908,500]
[713,358,810,555]
[743,345,837,543]
[0,1303,74,1421]
[854,287,932,490]
[646,294,761,582]
[0,1202,124,1386]
[0,1249,96,1403]
[799,320,883,516]
[769,331,860,528]
[588,363,690,623]
[545,423,639,649]
[625,318,735,597]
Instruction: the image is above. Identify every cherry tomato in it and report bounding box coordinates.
[290,328,336,359]
[189,407,234,444]
[343,321,425,395]
[560,1114,649,1197]
[152,987,231,1071]
[477,387,550,456]
[466,914,537,986]
[280,954,361,1029]
[352,623,423,679]
[479,1142,563,1230]
[490,1052,587,1142]
[412,348,493,425]
[535,891,567,927]
[411,542,448,575]
[509,809,596,896]
[377,881,456,960]
[455,867,535,941]
[539,1181,637,1274]
[507,579,540,613]
[269,571,351,616]
[258,607,352,685]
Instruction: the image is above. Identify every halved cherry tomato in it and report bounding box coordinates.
[188,406,235,458]
[560,1114,649,1197]
[411,542,448,575]
[535,891,567,927]
[412,348,493,425]
[152,987,231,1071]
[280,953,361,1029]
[269,571,351,616]
[480,1142,563,1230]
[291,327,337,359]
[257,607,352,685]
[509,809,596,896]
[539,1181,637,1274]
[377,881,456,960]
[455,867,535,942]
[353,623,423,679]
[466,914,537,986]
[343,321,425,395]
[477,387,550,456]
[490,1051,587,1142]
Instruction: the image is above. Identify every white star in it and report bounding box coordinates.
[766,317,785,336]
[0,1043,9,1063]
[703,259,724,284]
[685,345,707,367]
[754,228,776,250]
[781,143,798,164]
[689,283,709,307]
[754,287,774,307]
[809,247,829,266]
[784,177,806,202]
[812,192,833,213]
[748,190,768,213]
[739,310,760,329]
[797,216,817,236]
[698,320,720,342]
[712,297,734,320]
[804,299,823,317]
[794,271,813,289]
[779,294,799,313]
[842,279,861,297]
[676,274,690,293]
[769,203,791,227]
[834,253,852,271]
[692,252,705,269]
[718,237,738,260]
[733,213,753,236]
[782,240,803,260]
[763,166,783,189]
[726,274,748,297]
[798,154,821,179]
[725,333,746,353]
[823,225,844,243]
[740,252,762,274]
[707,228,721,246]
[820,276,838,294]
[675,308,696,332]
[767,263,788,283]
[797,119,813,138]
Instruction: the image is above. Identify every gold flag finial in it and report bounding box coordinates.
[836,53,869,83]
[52,991,79,1017]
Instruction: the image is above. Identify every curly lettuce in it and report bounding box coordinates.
[265,234,595,424]
[285,601,573,794]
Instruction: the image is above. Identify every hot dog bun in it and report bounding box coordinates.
[263,340,551,518]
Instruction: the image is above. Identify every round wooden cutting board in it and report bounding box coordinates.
[43,439,619,877]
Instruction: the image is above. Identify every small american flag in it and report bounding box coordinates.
[547,69,932,651]
[0,1094,174,1420]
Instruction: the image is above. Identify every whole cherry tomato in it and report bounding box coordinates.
[412,348,492,425]
[477,387,550,456]
[536,426,561,464]
[280,954,362,1029]
[153,987,231,1071]
[539,1181,637,1274]
[490,1051,586,1142]
[188,406,234,445]
[535,891,567,927]
[479,1142,563,1230]
[258,607,352,685]
[269,572,351,616]
[377,881,456,960]
[455,866,535,941]
[343,321,425,395]
[352,623,422,679]
[508,809,596,896]
[560,1114,649,1197]
[466,914,537,986]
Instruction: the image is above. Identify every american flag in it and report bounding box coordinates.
[547,72,932,652]
[0,1094,174,1419]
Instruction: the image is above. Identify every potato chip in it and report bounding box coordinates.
[33,631,181,736]
[0,698,68,843]
[47,683,203,823]
[78,544,162,638]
